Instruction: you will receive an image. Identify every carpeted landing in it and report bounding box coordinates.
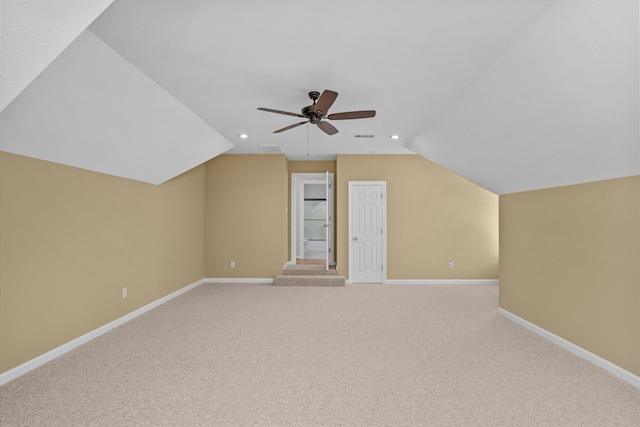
[1,283,639,426]
[274,264,345,286]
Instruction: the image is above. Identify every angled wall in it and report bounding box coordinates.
[500,176,640,375]
[0,152,206,374]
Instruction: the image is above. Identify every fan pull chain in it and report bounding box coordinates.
[307,123,310,157]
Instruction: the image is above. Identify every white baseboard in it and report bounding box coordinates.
[344,279,498,285]
[0,278,207,386]
[385,279,499,285]
[204,278,274,284]
[499,308,640,389]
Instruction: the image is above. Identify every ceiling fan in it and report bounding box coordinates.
[257,90,376,135]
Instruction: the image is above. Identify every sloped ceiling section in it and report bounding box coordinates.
[88,0,554,163]
[0,30,234,185]
[0,0,115,112]
[1,0,637,191]
[407,0,640,194]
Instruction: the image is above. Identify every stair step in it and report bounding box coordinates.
[283,269,338,276]
[282,264,338,276]
[273,275,345,287]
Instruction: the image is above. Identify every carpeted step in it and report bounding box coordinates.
[273,274,345,287]
[282,265,339,276]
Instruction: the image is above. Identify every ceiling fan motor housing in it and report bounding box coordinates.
[303,91,323,122]
[301,105,321,123]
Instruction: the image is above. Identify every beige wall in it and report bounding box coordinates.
[499,176,640,375]
[336,155,499,280]
[204,155,288,278]
[202,155,498,280]
[288,161,336,175]
[8,149,635,380]
[0,152,205,373]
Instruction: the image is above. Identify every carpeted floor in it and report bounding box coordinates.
[1,283,639,426]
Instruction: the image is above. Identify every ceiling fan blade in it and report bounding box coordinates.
[313,90,338,116]
[273,121,308,133]
[327,110,376,120]
[258,107,305,118]
[316,121,338,135]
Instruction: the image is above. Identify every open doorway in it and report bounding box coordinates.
[290,173,335,270]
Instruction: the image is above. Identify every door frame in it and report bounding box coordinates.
[348,181,387,284]
[290,173,335,266]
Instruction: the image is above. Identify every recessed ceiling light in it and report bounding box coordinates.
[390,135,400,140]
[239,133,249,139]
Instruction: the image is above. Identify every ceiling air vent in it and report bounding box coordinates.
[354,134,375,138]
[259,144,285,154]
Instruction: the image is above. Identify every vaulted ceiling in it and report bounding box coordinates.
[1,0,638,193]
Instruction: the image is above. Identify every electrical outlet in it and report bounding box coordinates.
[448,262,453,270]
[122,288,127,298]
[230,261,235,268]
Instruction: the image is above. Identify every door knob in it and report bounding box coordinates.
[353,236,358,241]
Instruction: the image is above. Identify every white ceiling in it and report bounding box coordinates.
[0,31,232,184]
[1,0,638,193]
[407,0,640,194]
[0,0,114,111]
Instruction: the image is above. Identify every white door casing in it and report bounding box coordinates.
[349,181,386,283]
[325,171,330,270]
[290,173,335,267]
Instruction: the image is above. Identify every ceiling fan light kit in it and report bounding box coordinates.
[258,89,376,136]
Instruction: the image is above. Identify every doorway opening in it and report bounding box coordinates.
[291,173,335,270]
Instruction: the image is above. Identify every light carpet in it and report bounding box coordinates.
[1,283,639,426]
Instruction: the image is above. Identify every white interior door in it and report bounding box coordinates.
[349,182,386,283]
[323,172,336,270]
